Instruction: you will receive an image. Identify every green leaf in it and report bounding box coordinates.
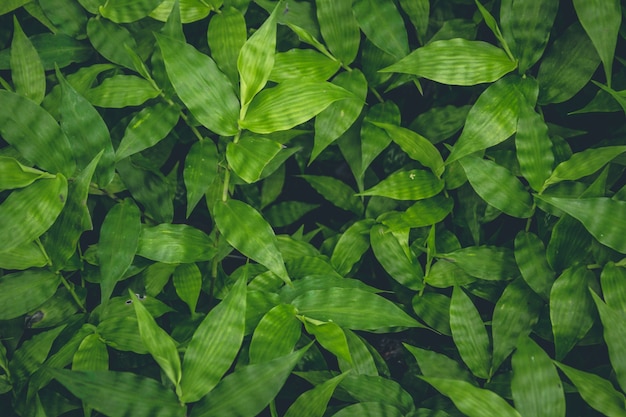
[264,201,320,228]
[516,98,554,192]
[86,17,136,69]
[214,199,290,284]
[240,80,356,134]
[536,195,626,254]
[537,23,600,104]
[0,174,67,253]
[249,304,301,364]
[284,372,349,417]
[303,317,352,365]
[382,38,516,86]
[98,199,141,303]
[437,245,518,281]
[357,169,444,201]
[316,0,360,65]
[511,336,564,417]
[227,136,282,183]
[450,286,491,379]
[50,369,185,417]
[0,270,61,320]
[421,377,521,417]
[156,33,239,136]
[542,146,626,190]
[180,274,247,402]
[412,292,452,335]
[555,362,626,417]
[0,0,30,15]
[332,402,404,417]
[207,7,247,85]
[591,291,626,392]
[11,17,45,104]
[0,90,75,176]
[372,122,445,177]
[459,155,533,218]
[300,175,364,215]
[0,241,47,270]
[0,156,53,191]
[370,224,424,290]
[72,333,109,371]
[190,345,310,417]
[340,374,415,413]
[514,231,555,299]
[573,0,621,86]
[360,102,400,179]
[399,0,429,44]
[116,102,180,161]
[342,330,378,375]
[10,325,66,382]
[150,0,212,23]
[447,76,522,163]
[404,344,474,383]
[550,265,595,360]
[292,287,423,330]
[182,141,217,217]
[601,263,626,314]
[474,0,512,61]
[270,48,341,83]
[85,75,160,108]
[131,290,181,389]
[173,263,202,314]
[99,0,165,23]
[137,223,216,264]
[353,0,408,60]
[237,0,283,111]
[330,219,374,276]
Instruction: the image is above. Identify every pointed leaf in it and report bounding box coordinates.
[86,17,137,69]
[227,136,282,183]
[172,263,202,314]
[303,317,352,365]
[360,102,401,178]
[404,344,474,383]
[72,333,109,371]
[543,146,626,189]
[0,270,61,320]
[0,156,52,191]
[601,263,626,314]
[516,99,553,192]
[99,0,165,23]
[353,0,408,60]
[370,224,424,290]
[156,33,239,136]
[85,75,159,108]
[208,7,247,85]
[300,175,363,215]
[184,140,218,217]
[270,48,341,82]
[382,39,516,86]
[437,245,518,281]
[514,231,555,299]
[264,201,320,228]
[0,241,47,270]
[137,223,216,264]
[11,17,45,104]
[149,0,212,23]
[591,291,626,392]
[399,0,429,43]
[249,304,301,364]
[214,199,290,284]
[412,292,452,335]
[340,374,415,413]
[330,219,374,276]
[180,274,247,402]
[316,0,360,65]
[284,372,349,417]
[357,169,444,201]
[332,402,404,417]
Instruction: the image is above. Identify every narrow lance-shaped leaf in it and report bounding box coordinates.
[516,98,553,192]
[300,175,364,215]
[601,263,626,314]
[399,0,429,44]
[156,33,239,136]
[357,169,444,201]
[331,219,375,276]
[11,16,45,104]
[270,48,341,82]
[474,0,513,60]
[353,0,409,60]
[339,374,415,413]
[98,199,141,303]
[249,304,301,364]
[591,291,626,393]
[0,270,61,320]
[437,245,518,281]
[450,286,491,379]
[536,195,626,254]
[84,75,160,108]
[137,223,216,264]
[382,38,516,86]
[86,17,137,69]
[226,136,282,184]
[184,140,218,218]
[0,157,53,191]
[214,199,290,284]
[99,0,166,23]
[284,372,349,417]
[173,263,202,314]
[303,317,352,365]
[404,343,474,383]
[360,102,401,179]
[208,7,247,86]
[50,369,185,417]
[514,231,555,299]
[180,274,247,403]
[316,0,360,65]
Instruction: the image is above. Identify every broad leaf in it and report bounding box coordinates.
[0,270,61,320]
[284,372,348,417]
[86,17,136,69]
[226,136,282,183]
[303,317,352,365]
[249,304,301,364]
[404,344,474,383]
[0,156,53,191]
[99,0,165,23]
[300,175,364,215]
[173,263,202,314]
[316,0,360,65]
[516,98,553,192]
[514,231,555,299]
[85,75,159,108]
[184,140,219,218]
[207,7,246,85]
[601,263,626,314]
[353,0,408,60]
[370,224,424,290]
[330,219,374,276]
[11,17,45,104]
[357,169,444,201]
[137,223,216,264]
[437,246,518,281]
[591,292,626,392]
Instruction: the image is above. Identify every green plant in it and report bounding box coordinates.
[0,0,625,416]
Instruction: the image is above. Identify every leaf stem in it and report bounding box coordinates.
[59,274,87,313]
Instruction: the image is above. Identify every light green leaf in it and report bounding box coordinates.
[330,219,374,276]
[98,199,141,303]
[399,0,429,44]
[150,0,212,23]
[214,199,290,284]
[0,156,53,191]
[511,336,564,417]
[514,231,555,299]
[601,263,626,314]
[173,263,202,314]
[303,317,352,365]
[180,274,247,402]
[516,98,553,192]
[404,344,474,383]
[555,362,626,417]
[131,290,181,390]
[72,333,109,371]
[353,0,408,60]
[437,245,518,281]
[382,38,516,86]
[342,330,378,375]
[227,136,282,183]
[9,325,66,382]
[50,369,185,417]
[357,169,444,201]
[0,241,47,270]
[137,223,216,264]
[208,7,246,85]
[300,175,364,215]
[591,291,626,392]
[85,75,159,108]
[550,265,595,360]
[536,195,626,254]
[381,194,454,231]
[316,0,360,65]
[11,17,45,104]
[370,224,424,290]
[0,90,75,176]
[573,0,621,86]
[249,304,301,364]
[284,372,349,417]
[450,286,491,379]
[99,0,165,23]
[0,270,61,320]
[86,17,136,69]
[184,140,218,218]
[270,48,341,83]
[474,0,512,61]
[190,345,310,417]
[292,287,423,330]
[156,33,239,136]
[240,80,356,134]
[423,377,521,417]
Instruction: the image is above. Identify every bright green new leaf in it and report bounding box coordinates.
[72,333,109,371]
[173,263,202,314]
[270,48,341,82]
[0,90,75,176]
[573,0,621,86]
[292,287,423,330]
[353,0,409,60]
[550,265,595,359]
[184,140,218,218]
[516,98,554,192]
[370,224,424,290]
[249,304,301,364]
[601,263,626,314]
[180,274,247,402]
[474,0,512,61]
[284,372,349,417]
[98,199,141,303]
[214,199,290,284]
[511,336,565,417]
[303,317,352,365]
[11,17,45,104]
[450,286,491,379]
[404,343,474,383]
[137,223,216,264]
[156,33,239,136]
[226,136,282,183]
[536,195,626,254]
[591,291,626,392]
[382,38,516,86]
[330,219,374,276]
[460,155,533,218]
[357,169,444,201]
[208,7,246,85]
[150,0,212,23]
[422,377,521,417]
[50,369,185,417]
[0,270,61,320]
[0,157,53,191]
[437,245,518,281]
[300,175,364,215]
[99,0,165,23]
[86,17,137,69]
[316,0,360,65]
[240,80,356,134]
[514,231,555,299]
[0,174,67,254]
[190,346,310,417]
[555,362,626,417]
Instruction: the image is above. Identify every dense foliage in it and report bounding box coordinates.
[0,0,625,416]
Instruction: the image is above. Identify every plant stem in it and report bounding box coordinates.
[59,274,87,313]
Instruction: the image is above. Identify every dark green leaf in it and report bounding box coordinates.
[86,17,136,69]
[514,231,555,299]
[516,98,554,192]
[437,246,518,281]
[353,0,408,60]
[404,344,474,383]
[316,0,360,65]
[0,270,61,320]
[184,140,218,218]
[85,75,160,108]
[370,224,424,290]
[284,372,348,417]
[412,292,452,335]
[99,0,165,23]
[358,169,444,201]
[591,291,626,392]
[330,219,374,276]
[601,263,626,314]
[72,333,109,371]
[173,263,202,314]
[137,223,216,264]
[300,175,364,215]
[11,17,45,104]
